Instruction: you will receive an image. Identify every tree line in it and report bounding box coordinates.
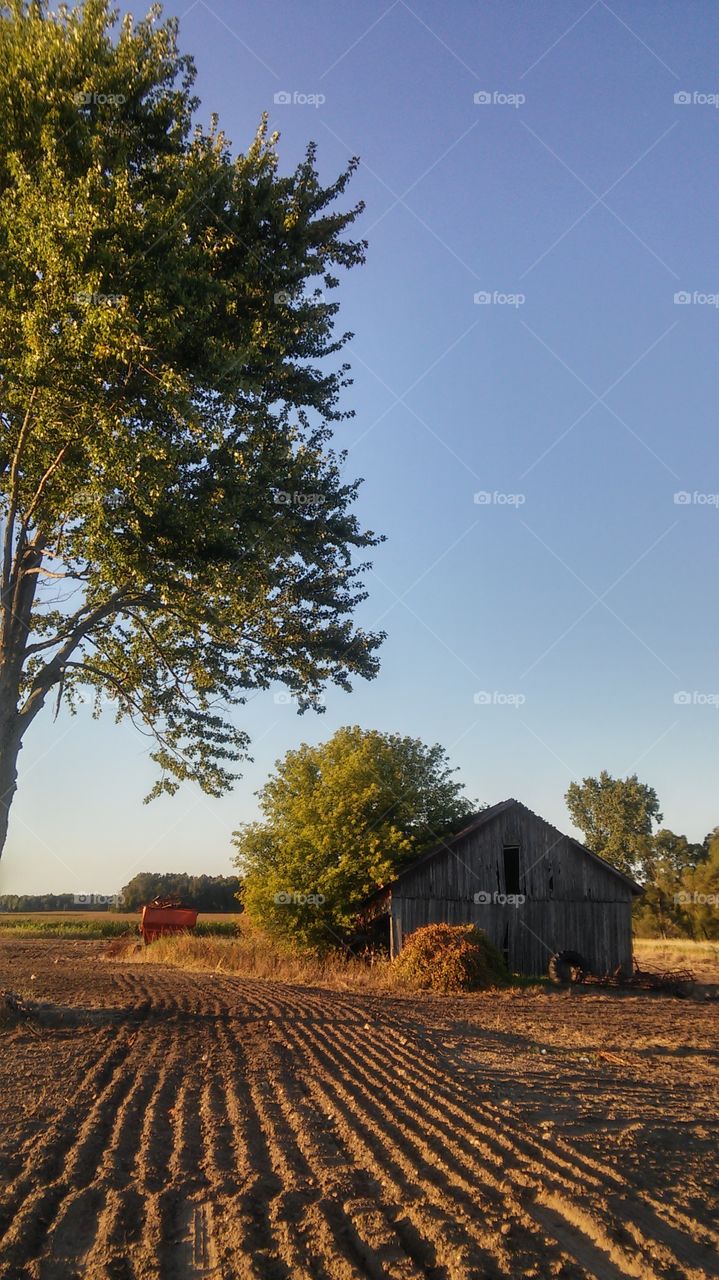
[0,873,242,914]
[118,873,242,913]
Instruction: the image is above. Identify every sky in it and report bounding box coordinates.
[3,0,719,896]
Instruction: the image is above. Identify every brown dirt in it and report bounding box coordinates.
[0,940,717,1279]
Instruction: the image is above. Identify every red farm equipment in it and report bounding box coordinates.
[140,897,198,944]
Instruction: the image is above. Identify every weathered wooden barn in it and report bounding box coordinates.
[363,799,641,977]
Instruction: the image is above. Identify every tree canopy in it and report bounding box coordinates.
[0,0,382,857]
[233,726,475,949]
[565,771,662,879]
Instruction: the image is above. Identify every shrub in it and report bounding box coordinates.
[393,923,508,993]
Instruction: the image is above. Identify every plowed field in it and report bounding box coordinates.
[0,940,717,1279]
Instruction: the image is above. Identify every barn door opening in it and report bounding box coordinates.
[503,845,521,895]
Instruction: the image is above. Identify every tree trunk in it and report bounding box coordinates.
[0,712,21,861]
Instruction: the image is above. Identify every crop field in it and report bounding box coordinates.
[0,914,241,940]
[1,938,718,1279]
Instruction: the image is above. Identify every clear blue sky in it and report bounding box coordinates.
[3,0,719,896]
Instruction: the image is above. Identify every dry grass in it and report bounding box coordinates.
[634,937,719,982]
[130,927,719,990]
[134,927,401,992]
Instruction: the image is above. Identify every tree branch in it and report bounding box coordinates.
[63,658,204,778]
[19,442,70,536]
[18,587,131,730]
[124,609,197,709]
[1,389,38,642]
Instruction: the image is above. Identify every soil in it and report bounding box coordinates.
[0,939,717,1279]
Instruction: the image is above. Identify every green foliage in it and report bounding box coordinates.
[632,828,708,937]
[119,871,241,911]
[0,0,382,853]
[565,771,662,879]
[680,829,719,940]
[565,772,719,938]
[392,924,508,993]
[233,726,475,950]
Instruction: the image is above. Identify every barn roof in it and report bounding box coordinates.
[367,798,643,898]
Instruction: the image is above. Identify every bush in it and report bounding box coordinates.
[393,923,508,993]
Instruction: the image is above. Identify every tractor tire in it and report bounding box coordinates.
[548,950,586,984]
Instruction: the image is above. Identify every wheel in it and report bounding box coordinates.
[548,950,586,984]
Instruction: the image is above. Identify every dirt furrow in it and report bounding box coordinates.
[282,1019,527,1279]
[333,1020,683,1279]
[79,1187,145,1280]
[371,1020,719,1275]
[76,1029,193,1280]
[244,1022,433,1280]
[369,1020,625,1192]
[305,1015,681,1280]
[0,1028,137,1267]
[0,1027,128,1212]
[243,1059,359,1279]
[2,1036,168,1277]
[190,1022,291,1280]
[259,1030,450,1280]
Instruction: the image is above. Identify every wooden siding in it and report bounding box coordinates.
[390,802,634,976]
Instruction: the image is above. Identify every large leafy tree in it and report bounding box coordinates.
[0,1,382,857]
[233,726,475,949]
[565,771,662,879]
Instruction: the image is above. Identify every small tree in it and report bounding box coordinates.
[0,1,382,859]
[565,771,662,879]
[233,726,475,949]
